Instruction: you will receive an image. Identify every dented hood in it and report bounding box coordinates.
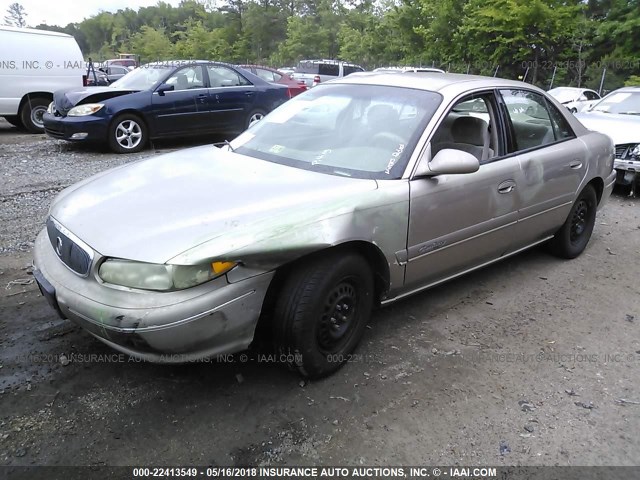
[53,86,140,115]
[49,146,379,265]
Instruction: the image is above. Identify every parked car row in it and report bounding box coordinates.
[33,72,616,377]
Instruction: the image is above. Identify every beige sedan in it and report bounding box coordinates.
[33,73,616,378]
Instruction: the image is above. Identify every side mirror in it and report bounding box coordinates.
[415,147,480,177]
[156,83,174,96]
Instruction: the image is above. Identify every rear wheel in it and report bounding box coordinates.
[246,109,266,130]
[273,252,374,378]
[549,184,597,259]
[19,96,50,133]
[108,114,147,153]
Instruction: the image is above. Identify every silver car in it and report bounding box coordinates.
[575,87,640,194]
[33,73,616,378]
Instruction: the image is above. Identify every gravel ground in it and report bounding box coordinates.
[1,117,639,470]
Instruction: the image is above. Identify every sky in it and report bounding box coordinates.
[1,0,183,28]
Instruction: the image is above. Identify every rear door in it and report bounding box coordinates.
[205,65,256,132]
[498,89,587,246]
[151,65,209,135]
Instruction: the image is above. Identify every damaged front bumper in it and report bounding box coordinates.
[614,157,640,186]
[32,229,274,362]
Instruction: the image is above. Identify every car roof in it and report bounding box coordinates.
[335,72,544,95]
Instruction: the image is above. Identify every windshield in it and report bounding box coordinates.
[231,84,442,179]
[110,66,173,90]
[548,88,580,103]
[591,91,640,115]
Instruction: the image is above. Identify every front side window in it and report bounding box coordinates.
[431,93,499,164]
[500,89,556,152]
[231,84,442,179]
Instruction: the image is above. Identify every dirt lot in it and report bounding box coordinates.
[1,117,639,468]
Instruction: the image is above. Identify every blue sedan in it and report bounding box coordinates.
[43,60,291,153]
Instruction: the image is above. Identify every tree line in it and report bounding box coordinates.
[5,0,640,90]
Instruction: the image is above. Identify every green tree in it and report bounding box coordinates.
[129,26,174,62]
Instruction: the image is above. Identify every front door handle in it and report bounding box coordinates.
[245,92,255,97]
[498,180,516,194]
[568,160,583,169]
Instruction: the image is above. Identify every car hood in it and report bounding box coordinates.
[49,146,379,265]
[53,87,140,115]
[574,111,640,145]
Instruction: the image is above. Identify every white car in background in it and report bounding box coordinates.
[0,26,85,132]
[575,87,640,194]
[548,87,601,114]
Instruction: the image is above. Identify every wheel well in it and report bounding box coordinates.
[253,241,391,345]
[587,177,604,205]
[19,92,53,111]
[110,110,147,128]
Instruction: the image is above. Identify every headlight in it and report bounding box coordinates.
[98,259,237,291]
[67,103,104,116]
[47,101,54,114]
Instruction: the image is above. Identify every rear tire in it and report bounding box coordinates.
[19,96,50,133]
[273,251,374,378]
[246,109,266,130]
[549,184,597,259]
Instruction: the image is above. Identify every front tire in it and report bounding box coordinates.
[108,114,147,154]
[19,96,50,133]
[549,184,597,259]
[273,252,374,378]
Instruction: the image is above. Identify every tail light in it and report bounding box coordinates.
[312,75,321,87]
[82,74,88,86]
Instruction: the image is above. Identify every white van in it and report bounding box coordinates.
[0,26,84,132]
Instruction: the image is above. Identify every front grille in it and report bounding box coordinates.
[615,144,635,159]
[46,217,93,276]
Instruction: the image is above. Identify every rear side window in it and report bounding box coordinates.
[499,89,556,152]
[318,63,340,76]
[545,98,576,141]
[208,66,251,87]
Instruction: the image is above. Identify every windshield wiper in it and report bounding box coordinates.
[213,140,234,152]
[618,112,640,116]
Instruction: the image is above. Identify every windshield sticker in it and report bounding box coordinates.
[312,149,332,165]
[385,144,405,175]
[269,144,285,154]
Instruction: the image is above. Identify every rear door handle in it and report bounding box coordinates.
[568,160,583,169]
[498,180,516,194]
[245,92,255,97]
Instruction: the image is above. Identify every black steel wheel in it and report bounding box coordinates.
[549,184,597,259]
[274,251,374,378]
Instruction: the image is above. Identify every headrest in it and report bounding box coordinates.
[451,116,488,146]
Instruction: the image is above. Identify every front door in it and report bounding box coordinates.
[151,65,209,135]
[405,91,522,288]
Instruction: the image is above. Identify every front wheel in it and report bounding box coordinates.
[273,252,374,378]
[108,114,147,153]
[549,184,597,259]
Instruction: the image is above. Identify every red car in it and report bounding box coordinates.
[238,65,307,97]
